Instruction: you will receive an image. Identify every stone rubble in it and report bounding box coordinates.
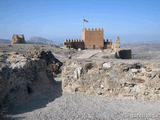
[62,59,160,101]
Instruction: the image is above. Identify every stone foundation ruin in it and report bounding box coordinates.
[0,50,62,116]
[62,59,160,101]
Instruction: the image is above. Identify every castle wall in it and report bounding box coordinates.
[64,39,85,49]
[104,39,112,49]
[64,28,120,50]
[82,28,104,49]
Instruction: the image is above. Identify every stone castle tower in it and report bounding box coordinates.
[112,36,120,52]
[64,28,120,50]
[82,28,104,49]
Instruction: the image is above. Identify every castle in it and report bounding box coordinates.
[64,28,120,51]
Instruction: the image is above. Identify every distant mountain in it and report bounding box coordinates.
[0,39,10,44]
[27,37,52,45]
[27,36,64,47]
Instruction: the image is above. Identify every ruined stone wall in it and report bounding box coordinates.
[0,51,62,113]
[11,34,26,44]
[82,28,104,49]
[62,60,160,101]
[64,40,85,49]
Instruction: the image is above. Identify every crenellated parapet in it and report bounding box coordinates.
[64,28,121,50]
[104,39,112,43]
[65,39,84,43]
[104,38,113,49]
[83,28,104,32]
[64,39,85,49]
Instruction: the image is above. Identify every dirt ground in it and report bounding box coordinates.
[6,93,160,120]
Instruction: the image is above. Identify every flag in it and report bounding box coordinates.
[83,19,88,23]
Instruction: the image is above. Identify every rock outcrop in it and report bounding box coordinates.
[0,51,62,115]
[11,34,26,44]
[62,59,160,101]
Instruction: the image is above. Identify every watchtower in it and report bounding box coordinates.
[82,28,104,49]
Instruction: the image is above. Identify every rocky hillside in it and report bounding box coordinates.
[0,50,62,119]
[27,37,52,45]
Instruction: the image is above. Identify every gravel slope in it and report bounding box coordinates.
[6,93,160,120]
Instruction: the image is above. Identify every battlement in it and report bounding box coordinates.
[104,39,112,43]
[83,28,104,32]
[64,39,85,49]
[65,39,83,43]
[82,28,104,49]
[64,28,120,50]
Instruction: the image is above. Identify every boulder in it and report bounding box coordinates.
[11,34,26,44]
[74,67,82,79]
[102,62,111,69]
[131,69,139,73]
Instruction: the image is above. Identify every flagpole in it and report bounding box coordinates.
[83,16,84,29]
[83,17,89,28]
[83,21,84,29]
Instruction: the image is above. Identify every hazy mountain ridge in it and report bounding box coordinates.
[27,36,52,44]
[0,39,10,43]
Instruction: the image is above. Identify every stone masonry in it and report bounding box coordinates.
[64,28,120,50]
[82,28,104,49]
[11,34,26,44]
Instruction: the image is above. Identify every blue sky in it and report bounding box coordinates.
[0,0,160,43]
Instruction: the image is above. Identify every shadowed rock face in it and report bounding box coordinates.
[0,51,62,115]
[11,34,26,44]
[38,51,63,74]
